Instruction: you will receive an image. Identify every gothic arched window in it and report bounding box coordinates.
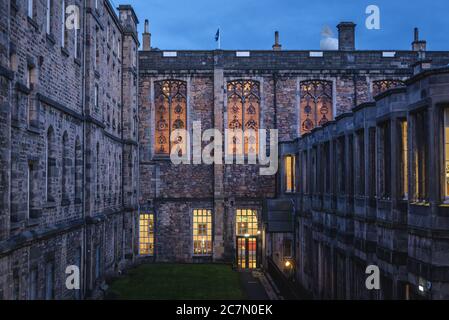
[154,80,187,156]
[300,80,333,135]
[227,80,260,155]
[372,80,405,98]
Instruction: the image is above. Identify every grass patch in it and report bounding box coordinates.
[106,263,246,300]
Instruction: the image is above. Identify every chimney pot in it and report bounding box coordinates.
[337,22,356,51]
[143,19,151,51]
[412,27,426,52]
[272,31,282,51]
[144,19,149,33]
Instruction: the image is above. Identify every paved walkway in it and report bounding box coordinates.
[239,270,280,300]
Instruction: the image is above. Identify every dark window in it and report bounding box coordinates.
[368,128,376,198]
[413,111,428,201]
[356,130,365,196]
[337,137,346,193]
[283,239,292,258]
[379,122,391,198]
[45,262,54,300]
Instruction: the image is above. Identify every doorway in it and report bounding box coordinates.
[236,236,257,269]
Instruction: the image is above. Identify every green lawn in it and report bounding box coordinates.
[106,263,246,300]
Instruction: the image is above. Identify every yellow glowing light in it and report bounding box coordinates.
[285,261,292,268]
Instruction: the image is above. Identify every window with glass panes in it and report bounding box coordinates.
[236,209,258,236]
[193,209,212,255]
[139,214,154,255]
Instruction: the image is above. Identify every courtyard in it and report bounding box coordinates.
[106,264,249,300]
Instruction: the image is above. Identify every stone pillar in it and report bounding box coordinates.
[213,51,225,261]
[412,28,427,52]
[118,5,140,262]
[0,0,11,242]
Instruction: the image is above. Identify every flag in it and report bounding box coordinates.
[215,28,220,42]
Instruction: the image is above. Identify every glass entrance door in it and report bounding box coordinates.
[236,236,257,269]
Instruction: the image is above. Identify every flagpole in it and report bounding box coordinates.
[218,26,221,50]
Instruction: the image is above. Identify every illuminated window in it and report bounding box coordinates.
[372,80,405,97]
[154,80,187,156]
[139,214,154,255]
[444,109,449,199]
[227,80,260,155]
[284,155,296,193]
[399,120,408,199]
[193,209,212,255]
[300,80,333,135]
[236,209,258,236]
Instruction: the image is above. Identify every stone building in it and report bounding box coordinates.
[1,0,449,301]
[272,64,449,300]
[0,0,139,299]
[138,22,449,299]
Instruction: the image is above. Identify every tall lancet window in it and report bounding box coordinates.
[300,80,333,135]
[154,80,187,156]
[227,80,260,155]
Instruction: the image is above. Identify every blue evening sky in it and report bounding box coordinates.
[115,0,449,51]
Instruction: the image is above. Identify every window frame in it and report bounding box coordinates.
[226,79,261,156]
[192,209,213,256]
[153,79,188,157]
[235,208,258,236]
[284,154,296,193]
[443,108,449,201]
[299,80,334,135]
[139,213,155,256]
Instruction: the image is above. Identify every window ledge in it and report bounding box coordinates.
[27,125,41,135]
[44,201,57,209]
[27,16,39,31]
[61,46,70,57]
[46,33,56,45]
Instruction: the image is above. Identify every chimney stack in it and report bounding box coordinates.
[272,31,282,51]
[412,27,427,52]
[142,19,151,51]
[337,22,356,51]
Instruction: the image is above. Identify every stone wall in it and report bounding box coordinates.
[272,67,449,299]
[0,0,139,300]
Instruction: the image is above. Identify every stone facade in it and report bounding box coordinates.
[138,21,449,300]
[273,65,449,299]
[0,0,139,299]
[2,0,449,300]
